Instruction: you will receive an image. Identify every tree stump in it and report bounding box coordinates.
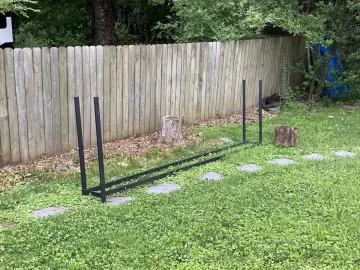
[274,125,299,147]
[160,116,183,143]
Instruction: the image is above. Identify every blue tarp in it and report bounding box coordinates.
[313,42,349,98]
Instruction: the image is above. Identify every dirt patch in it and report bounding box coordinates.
[0,107,276,191]
[0,223,14,230]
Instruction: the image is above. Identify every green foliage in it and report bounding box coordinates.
[14,0,90,47]
[2,105,360,268]
[0,0,38,17]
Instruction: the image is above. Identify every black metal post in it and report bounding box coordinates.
[94,97,107,203]
[259,80,263,145]
[74,97,88,195]
[242,80,246,144]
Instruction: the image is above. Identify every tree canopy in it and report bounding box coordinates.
[0,0,38,16]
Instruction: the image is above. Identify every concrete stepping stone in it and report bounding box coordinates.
[268,158,299,166]
[31,207,67,218]
[107,196,133,205]
[202,171,223,181]
[219,137,234,143]
[335,150,356,158]
[236,164,262,172]
[146,182,181,194]
[302,154,326,160]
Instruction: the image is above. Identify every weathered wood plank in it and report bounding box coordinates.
[221,42,231,116]
[160,44,167,120]
[194,43,201,121]
[0,49,11,165]
[175,44,182,119]
[103,46,111,142]
[89,46,97,145]
[23,48,37,161]
[227,41,236,115]
[58,47,69,151]
[149,45,157,133]
[109,46,117,141]
[216,42,225,116]
[200,43,209,119]
[170,44,177,117]
[184,43,192,124]
[33,48,46,157]
[204,43,212,119]
[122,46,129,138]
[67,46,76,150]
[128,45,135,136]
[189,43,196,123]
[242,40,252,110]
[155,45,163,130]
[41,48,54,157]
[74,46,83,142]
[145,45,151,133]
[96,46,104,138]
[4,49,21,163]
[14,49,29,162]
[234,41,243,112]
[207,42,215,119]
[140,45,146,135]
[134,45,141,136]
[116,46,123,139]
[166,44,172,116]
[4,49,20,163]
[209,42,219,119]
[179,44,187,123]
[50,47,61,155]
[82,46,91,146]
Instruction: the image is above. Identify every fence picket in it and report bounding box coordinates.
[0,50,11,164]
[103,46,111,142]
[50,48,61,154]
[24,48,37,160]
[82,46,91,146]
[33,48,46,157]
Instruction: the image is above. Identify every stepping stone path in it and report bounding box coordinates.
[236,164,261,172]
[31,207,67,218]
[107,196,133,205]
[302,154,325,160]
[147,182,182,194]
[202,172,223,181]
[19,148,359,218]
[268,158,298,166]
[219,138,234,143]
[335,150,356,158]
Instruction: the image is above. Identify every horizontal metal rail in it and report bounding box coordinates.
[84,142,248,193]
[90,154,224,197]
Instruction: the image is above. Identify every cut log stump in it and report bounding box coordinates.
[160,116,183,144]
[274,125,299,147]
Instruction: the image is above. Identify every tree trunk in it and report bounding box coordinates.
[274,126,299,147]
[89,0,117,45]
[160,116,183,143]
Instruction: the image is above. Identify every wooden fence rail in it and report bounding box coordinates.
[0,37,305,166]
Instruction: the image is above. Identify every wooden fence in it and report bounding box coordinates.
[0,36,305,166]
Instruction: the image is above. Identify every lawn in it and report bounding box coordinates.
[1,103,360,269]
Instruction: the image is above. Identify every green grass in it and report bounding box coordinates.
[1,103,360,269]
